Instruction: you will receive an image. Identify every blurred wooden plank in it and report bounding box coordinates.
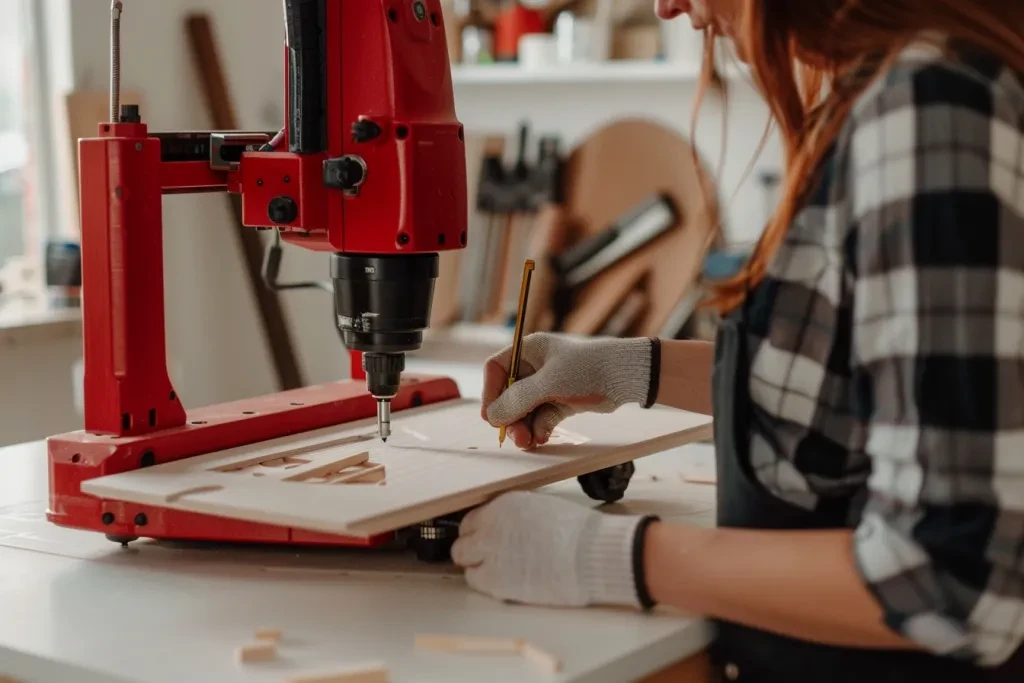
[185,13,303,391]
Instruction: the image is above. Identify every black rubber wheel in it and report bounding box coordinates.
[407,512,465,563]
[578,462,635,503]
[410,536,456,563]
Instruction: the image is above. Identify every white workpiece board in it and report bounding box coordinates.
[81,398,713,538]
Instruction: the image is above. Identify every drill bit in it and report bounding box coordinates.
[499,259,535,447]
[377,399,392,442]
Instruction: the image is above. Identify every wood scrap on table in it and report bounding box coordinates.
[416,634,562,674]
[285,663,389,683]
[415,634,523,654]
[521,642,562,674]
[255,628,281,641]
[236,641,276,663]
[681,474,717,485]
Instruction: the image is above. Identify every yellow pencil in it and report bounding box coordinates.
[499,259,535,447]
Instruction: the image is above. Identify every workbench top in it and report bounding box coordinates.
[0,434,718,683]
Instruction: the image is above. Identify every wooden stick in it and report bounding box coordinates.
[681,474,717,485]
[236,641,276,663]
[254,628,281,641]
[521,641,562,674]
[184,14,303,391]
[285,663,389,683]
[415,634,523,654]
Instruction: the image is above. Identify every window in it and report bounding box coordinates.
[0,0,30,270]
[0,0,65,306]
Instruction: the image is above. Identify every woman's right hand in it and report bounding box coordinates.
[481,333,657,450]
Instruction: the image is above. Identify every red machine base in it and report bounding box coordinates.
[47,376,461,547]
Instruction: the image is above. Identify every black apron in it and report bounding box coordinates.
[706,308,1024,683]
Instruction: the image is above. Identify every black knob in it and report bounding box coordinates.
[268,197,299,224]
[120,104,141,123]
[352,120,382,143]
[323,156,367,191]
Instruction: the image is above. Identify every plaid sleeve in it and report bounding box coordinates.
[844,57,1024,666]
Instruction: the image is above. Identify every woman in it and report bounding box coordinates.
[450,1,1024,681]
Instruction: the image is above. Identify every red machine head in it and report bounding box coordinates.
[241,0,469,423]
[240,0,468,256]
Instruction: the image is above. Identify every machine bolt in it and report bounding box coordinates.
[102,512,115,525]
[397,233,410,246]
[134,513,148,526]
[351,120,382,143]
[121,104,141,124]
[268,197,299,224]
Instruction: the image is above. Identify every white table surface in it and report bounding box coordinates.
[0,423,718,683]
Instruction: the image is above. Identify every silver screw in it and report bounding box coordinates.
[110,1,123,123]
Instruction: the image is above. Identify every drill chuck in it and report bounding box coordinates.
[363,351,404,398]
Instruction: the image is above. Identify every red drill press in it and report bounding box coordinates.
[46,0,467,554]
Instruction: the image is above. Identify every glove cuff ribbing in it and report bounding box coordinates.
[579,513,649,608]
[600,337,657,410]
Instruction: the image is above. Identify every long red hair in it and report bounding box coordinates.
[704,0,1024,313]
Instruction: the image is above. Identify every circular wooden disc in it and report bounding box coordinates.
[559,117,720,336]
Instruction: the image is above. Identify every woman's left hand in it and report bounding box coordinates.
[450,491,650,608]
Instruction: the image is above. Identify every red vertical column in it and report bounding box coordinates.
[79,123,186,435]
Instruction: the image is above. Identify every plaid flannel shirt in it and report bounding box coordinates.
[742,37,1024,666]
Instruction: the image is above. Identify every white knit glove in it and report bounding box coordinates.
[482,333,657,449]
[451,491,658,608]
